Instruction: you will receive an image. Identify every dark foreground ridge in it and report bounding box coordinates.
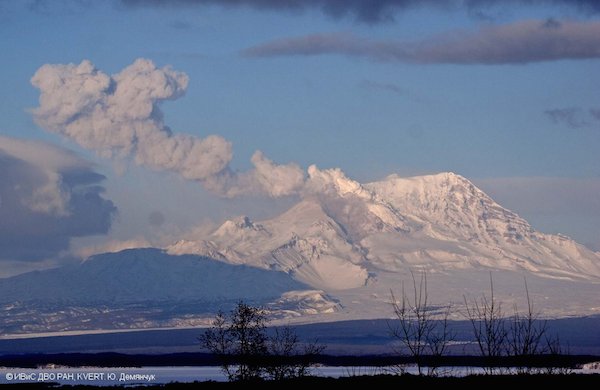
[0,352,598,369]
[0,374,599,389]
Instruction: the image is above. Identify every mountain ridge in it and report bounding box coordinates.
[169,169,600,285]
[0,248,307,303]
[2,169,599,334]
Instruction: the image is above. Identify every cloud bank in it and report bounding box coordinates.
[243,19,600,64]
[31,58,305,198]
[120,0,600,23]
[0,136,116,262]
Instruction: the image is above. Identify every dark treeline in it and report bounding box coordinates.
[0,373,599,389]
[0,352,597,369]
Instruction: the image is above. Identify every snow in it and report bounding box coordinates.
[306,165,371,199]
[162,171,600,325]
[168,199,370,290]
[172,171,600,285]
[269,290,341,317]
[1,171,599,334]
[582,362,600,371]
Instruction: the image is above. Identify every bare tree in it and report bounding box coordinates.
[199,302,268,381]
[508,279,548,373]
[390,271,455,376]
[200,301,324,381]
[427,306,454,375]
[230,302,269,380]
[266,325,325,380]
[198,310,235,380]
[464,273,507,374]
[463,276,575,375]
[544,335,571,374]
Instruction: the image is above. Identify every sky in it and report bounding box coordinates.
[0,0,599,276]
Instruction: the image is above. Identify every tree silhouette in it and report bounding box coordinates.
[199,301,324,381]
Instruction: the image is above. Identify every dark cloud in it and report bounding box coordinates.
[0,137,116,262]
[545,108,589,128]
[243,19,600,64]
[119,0,600,23]
[465,0,600,14]
[545,106,600,129]
[121,0,442,23]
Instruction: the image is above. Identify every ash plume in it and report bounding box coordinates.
[31,58,305,198]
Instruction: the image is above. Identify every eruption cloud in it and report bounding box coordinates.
[31,58,305,198]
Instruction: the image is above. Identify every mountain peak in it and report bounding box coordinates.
[165,169,600,284]
[306,164,371,199]
[214,215,266,237]
[369,171,490,208]
[433,171,469,184]
[3,170,600,334]
[381,171,471,187]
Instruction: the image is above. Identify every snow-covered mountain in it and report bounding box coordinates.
[0,249,338,334]
[169,167,600,289]
[2,168,599,334]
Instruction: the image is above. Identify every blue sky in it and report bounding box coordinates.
[0,0,599,274]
